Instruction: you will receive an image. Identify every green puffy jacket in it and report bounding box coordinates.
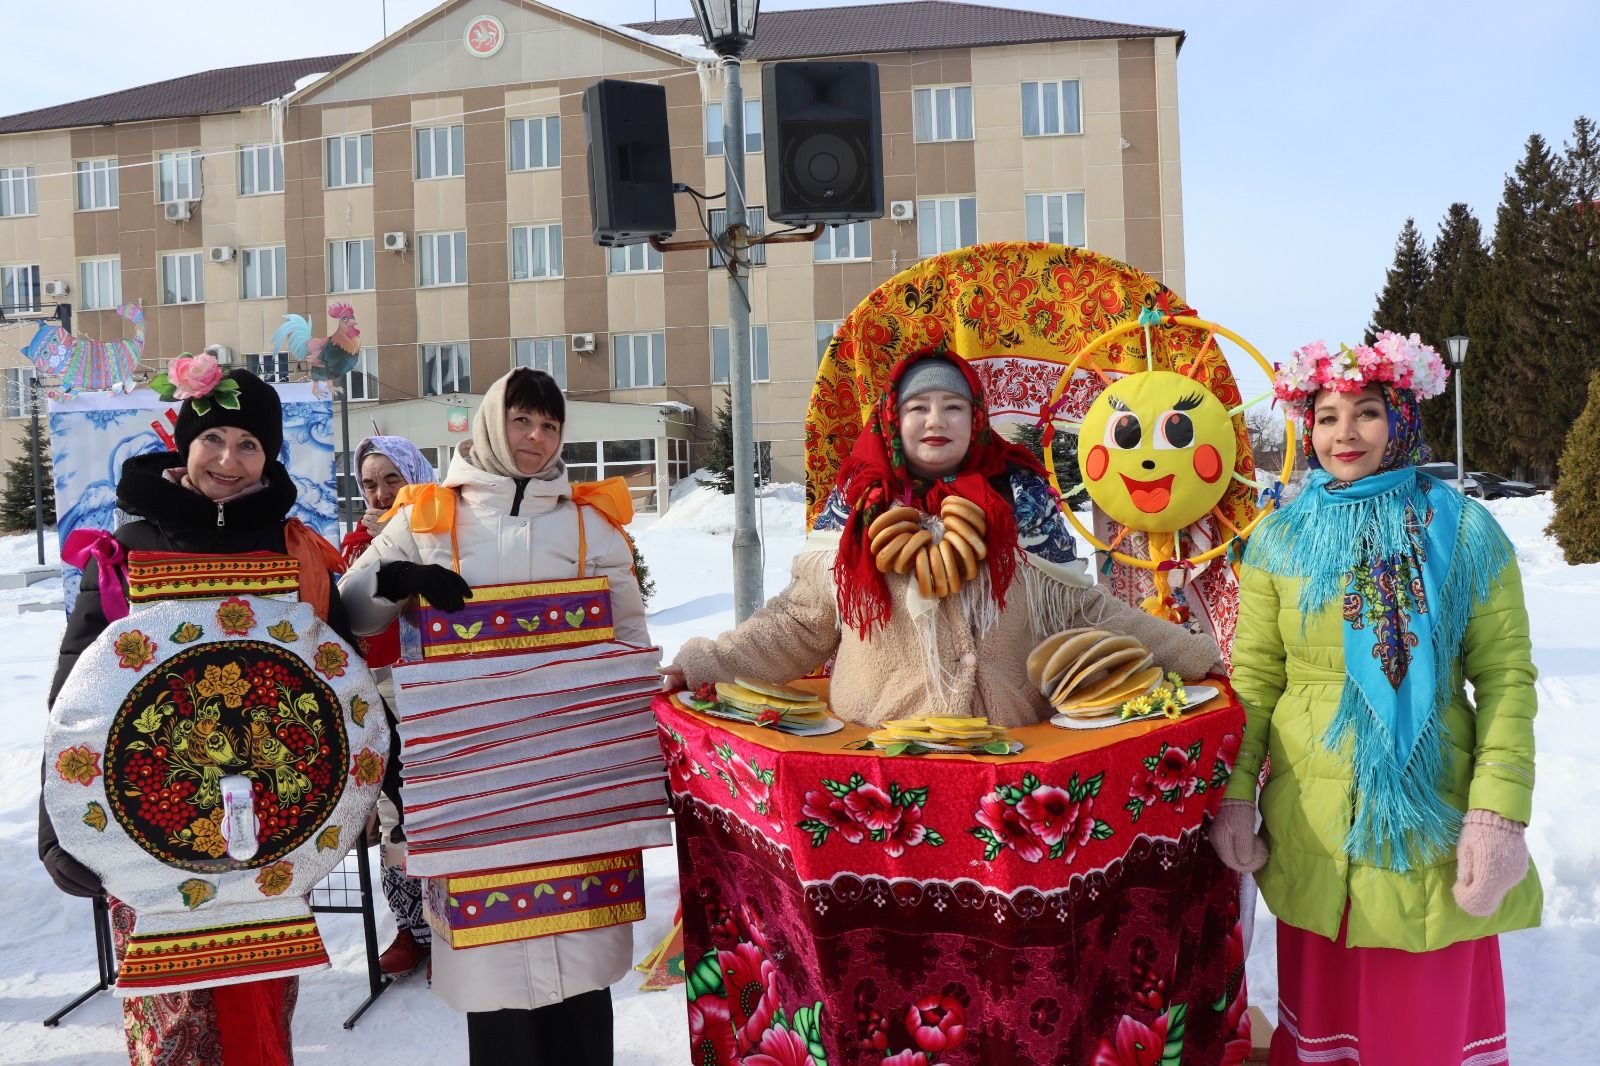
[1223,556,1541,951]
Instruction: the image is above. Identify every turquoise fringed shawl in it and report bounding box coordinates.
[1245,467,1512,870]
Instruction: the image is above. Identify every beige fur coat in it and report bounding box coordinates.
[673,537,1222,728]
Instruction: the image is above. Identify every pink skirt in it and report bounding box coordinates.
[1271,916,1508,1066]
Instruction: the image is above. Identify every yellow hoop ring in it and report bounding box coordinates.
[1041,315,1296,571]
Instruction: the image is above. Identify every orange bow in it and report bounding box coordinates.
[382,484,461,571]
[571,477,634,534]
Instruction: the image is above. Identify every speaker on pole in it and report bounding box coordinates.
[583,79,676,246]
[762,62,883,224]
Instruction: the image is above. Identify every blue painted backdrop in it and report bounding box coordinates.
[49,384,339,614]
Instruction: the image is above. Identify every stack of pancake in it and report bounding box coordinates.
[867,716,1011,753]
[710,678,833,729]
[1027,628,1163,718]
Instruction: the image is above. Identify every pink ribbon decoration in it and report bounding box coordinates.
[62,529,129,622]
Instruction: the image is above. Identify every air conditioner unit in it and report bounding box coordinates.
[42,279,70,298]
[383,231,409,252]
[888,200,915,222]
[164,199,194,222]
[570,333,596,353]
[203,344,237,365]
[209,245,235,263]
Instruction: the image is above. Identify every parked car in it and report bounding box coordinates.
[1468,471,1539,498]
[1418,462,1481,495]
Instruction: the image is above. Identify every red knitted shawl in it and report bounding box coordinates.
[833,349,1046,637]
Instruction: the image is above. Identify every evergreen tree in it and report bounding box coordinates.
[1486,133,1570,479]
[628,534,656,608]
[1552,116,1600,458]
[1011,422,1081,499]
[1413,203,1492,465]
[704,393,771,495]
[1547,371,1600,564]
[1365,217,1431,343]
[2,432,56,532]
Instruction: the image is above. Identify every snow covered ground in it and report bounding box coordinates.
[0,490,1589,1062]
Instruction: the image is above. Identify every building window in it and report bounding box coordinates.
[514,336,567,389]
[416,125,465,180]
[249,353,293,383]
[563,441,598,482]
[917,196,977,257]
[814,221,870,262]
[913,86,973,143]
[241,246,287,299]
[419,231,468,287]
[509,115,560,171]
[607,242,662,275]
[711,325,770,384]
[705,99,763,156]
[1,265,42,313]
[326,133,373,188]
[0,167,37,217]
[510,224,563,280]
[329,238,375,293]
[666,437,691,482]
[159,252,204,304]
[239,143,284,195]
[157,150,202,203]
[708,206,766,268]
[611,332,665,389]
[422,342,470,396]
[1025,192,1087,248]
[79,258,121,311]
[563,439,660,508]
[815,320,841,363]
[345,347,378,401]
[75,159,117,211]
[3,368,36,419]
[1021,80,1083,137]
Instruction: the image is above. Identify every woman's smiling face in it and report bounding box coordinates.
[898,390,974,479]
[1311,385,1390,482]
[186,426,267,500]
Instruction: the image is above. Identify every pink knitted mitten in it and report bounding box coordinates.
[1210,798,1269,873]
[1452,809,1529,918]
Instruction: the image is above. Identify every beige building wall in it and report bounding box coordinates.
[0,6,1186,484]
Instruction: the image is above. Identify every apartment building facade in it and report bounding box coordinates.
[0,0,1185,495]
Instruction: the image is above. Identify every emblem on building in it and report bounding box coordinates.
[464,15,506,58]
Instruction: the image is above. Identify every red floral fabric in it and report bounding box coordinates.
[657,693,1249,1065]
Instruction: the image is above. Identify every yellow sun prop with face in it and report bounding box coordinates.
[1078,371,1238,534]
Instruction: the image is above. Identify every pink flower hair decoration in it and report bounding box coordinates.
[148,353,240,414]
[1272,331,1448,414]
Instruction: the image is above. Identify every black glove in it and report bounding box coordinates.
[375,561,474,613]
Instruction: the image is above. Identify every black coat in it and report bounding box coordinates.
[39,451,356,897]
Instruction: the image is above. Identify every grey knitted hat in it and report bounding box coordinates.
[896,357,973,405]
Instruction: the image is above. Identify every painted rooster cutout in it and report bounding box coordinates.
[270,302,361,396]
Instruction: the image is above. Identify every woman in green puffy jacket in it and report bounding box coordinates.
[1212,334,1539,1065]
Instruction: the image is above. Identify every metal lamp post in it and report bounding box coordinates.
[1446,335,1468,492]
[689,0,764,622]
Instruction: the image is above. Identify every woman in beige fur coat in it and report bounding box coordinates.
[665,349,1219,727]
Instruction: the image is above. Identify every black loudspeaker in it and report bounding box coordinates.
[763,62,883,224]
[583,80,676,246]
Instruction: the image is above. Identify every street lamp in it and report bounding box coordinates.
[691,0,764,621]
[688,0,759,57]
[1446,335,1468,493]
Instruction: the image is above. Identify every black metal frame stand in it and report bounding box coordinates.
[42,895,116,1027]
[309,842,392,1029]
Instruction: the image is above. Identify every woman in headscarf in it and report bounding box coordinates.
[663,346,1220,725]
[1211,334,1540,1064]
[41,363,350,1066]
[340,433,439,979]
[339,368,648,1066]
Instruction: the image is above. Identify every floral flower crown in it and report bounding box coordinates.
[149,352,240,414]
[1272,331,1448,413]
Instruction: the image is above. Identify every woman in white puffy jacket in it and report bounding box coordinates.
[339,367,648,1066]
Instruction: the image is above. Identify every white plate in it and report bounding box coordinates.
[1049,686,1220,730]
[702,705,844,736]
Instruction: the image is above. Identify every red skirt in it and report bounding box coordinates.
[1271,915,1508,1065]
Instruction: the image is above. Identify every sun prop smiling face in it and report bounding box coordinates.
[1077,370,1238,534]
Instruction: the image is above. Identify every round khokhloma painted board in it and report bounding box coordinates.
[44,595,387,995]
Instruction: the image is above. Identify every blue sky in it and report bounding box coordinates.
[5,0,1595,394]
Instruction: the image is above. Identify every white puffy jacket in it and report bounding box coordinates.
[339,449,650,1013]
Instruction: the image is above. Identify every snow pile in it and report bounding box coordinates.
[650,480,807,537]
